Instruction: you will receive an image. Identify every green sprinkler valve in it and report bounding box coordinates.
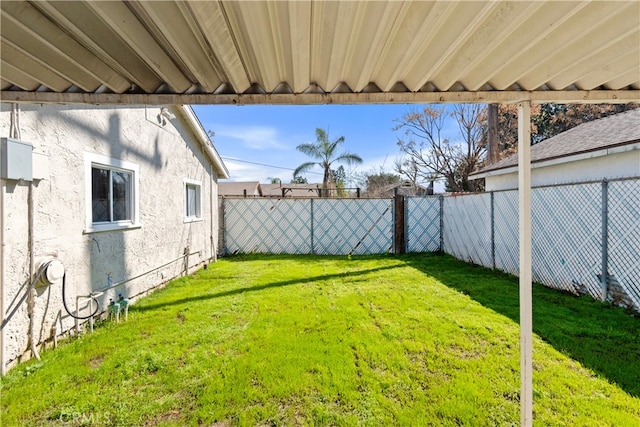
[118,294,130,321]
[108,298,121,323]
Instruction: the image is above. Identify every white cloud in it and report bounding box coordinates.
[358,154,398,174]
[221,159,295,183]
[214,124,288,150]
[222,160,268,182]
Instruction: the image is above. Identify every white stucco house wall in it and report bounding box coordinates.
[0,103,229,373]
[470,109,640,191]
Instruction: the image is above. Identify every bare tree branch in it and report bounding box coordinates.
[394,105,486,192]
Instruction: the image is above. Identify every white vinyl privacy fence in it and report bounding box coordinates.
[219,177,639,311]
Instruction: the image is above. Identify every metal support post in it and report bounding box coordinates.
[491,191,496,269]
[310,199,315,255]
[601,179,609,301]
[220,198,226,256]
[518,101,533,427]
[404,196,409,253]
[394,194,406,254]
[439,195,444,252]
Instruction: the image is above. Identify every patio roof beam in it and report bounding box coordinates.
[1,89,638,106]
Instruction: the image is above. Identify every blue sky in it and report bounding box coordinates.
[192,104,457,187]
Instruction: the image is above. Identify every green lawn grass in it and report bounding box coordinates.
[2,253,639,426]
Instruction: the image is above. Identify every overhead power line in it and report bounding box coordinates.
[221,156,323,175]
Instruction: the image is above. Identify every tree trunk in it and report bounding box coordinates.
[322,167,330,198]
[488,104,499,164]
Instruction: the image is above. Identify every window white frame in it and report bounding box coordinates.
[84,153,140,233]
[184,178,202,223]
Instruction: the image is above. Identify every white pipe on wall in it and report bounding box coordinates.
[2,103,22,375]
[1,180,6,375]
[27,182,41,361]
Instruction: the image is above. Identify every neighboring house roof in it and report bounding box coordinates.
[262,183,328,198]
[472,109,640,178]
[175,105,230,179]
[219,181,262,197]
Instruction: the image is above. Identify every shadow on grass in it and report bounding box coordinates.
[134,264,402,313]
[403,252,640,398]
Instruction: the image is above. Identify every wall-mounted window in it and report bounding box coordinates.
[84,153,140,233]
[184,178,202,222]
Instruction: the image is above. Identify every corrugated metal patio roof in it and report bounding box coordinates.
[1,1,639,105]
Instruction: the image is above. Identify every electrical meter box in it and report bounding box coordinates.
[1,137,33,181]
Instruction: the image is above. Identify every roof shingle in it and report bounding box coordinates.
[474,109,640,175]
[218,181,262,197]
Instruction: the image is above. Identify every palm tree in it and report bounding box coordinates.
[293,128,363,197]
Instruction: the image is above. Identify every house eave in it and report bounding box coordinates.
[176,105,230,179]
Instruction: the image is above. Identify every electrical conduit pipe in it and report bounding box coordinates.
[1,180,5,375]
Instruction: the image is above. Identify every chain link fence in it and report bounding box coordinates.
[442,193,493,267]
[432,178,639,311]
[222,198,393,256]
[313,199,393,255]
[223,198,312,254]
[493,191,519,275]
[531,183,602,297]
[220,177,639,311]
[406,197,441,253]
[608,179,640,309]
